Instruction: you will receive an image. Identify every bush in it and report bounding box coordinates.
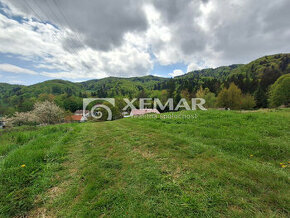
[4,112,39,127]
[4,101,65,127]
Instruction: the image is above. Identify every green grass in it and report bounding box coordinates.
[0,109,289,217]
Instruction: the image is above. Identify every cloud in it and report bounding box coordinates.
[0,64,37,75]
[6,79,25,85]
[150,0,290,67]
[3,0,148,51]
[0,8,153,79]
[187,63,202,72]
[0,0,290,82]
[169,69,185,77]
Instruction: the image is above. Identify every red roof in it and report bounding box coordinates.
[66,115,83,121]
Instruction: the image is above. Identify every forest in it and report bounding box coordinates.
[0,53,289,116]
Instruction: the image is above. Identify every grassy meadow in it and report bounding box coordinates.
[0,109,289,217]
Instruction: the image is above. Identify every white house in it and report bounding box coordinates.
[130,109,160,117]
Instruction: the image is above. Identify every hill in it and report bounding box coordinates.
[0,109,289,217]
[169,53,290,94]
[81,75,169,97]
[0,76,168,114]
[0,53,289,115]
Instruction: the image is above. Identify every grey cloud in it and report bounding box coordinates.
[151,0,207,56]
[5,0,148,51]
[262,0,290,32]
[2,0,290,75]
[62,37,83,52]
[207,0,290,64]
[152,0,290,66]
[152,0,194,23]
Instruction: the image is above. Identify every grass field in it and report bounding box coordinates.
[0,109,289,217]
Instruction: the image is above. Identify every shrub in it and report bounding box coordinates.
[4,112,39,127]
[4,101,65,127]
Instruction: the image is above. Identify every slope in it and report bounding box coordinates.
[0,109,289,217]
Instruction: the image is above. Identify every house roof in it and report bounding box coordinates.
[66,115,83,121]
[130,109,160,116]
[74,110,89,114]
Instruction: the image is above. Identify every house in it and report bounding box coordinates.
[130,109,160,117]
[64,110,90,123]
[65,115,87,123]
[74,110,90,116]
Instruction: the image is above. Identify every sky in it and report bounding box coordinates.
[0,0,290,85]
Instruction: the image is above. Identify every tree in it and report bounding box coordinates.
[216,87,229,108]
[38,93,55,102]
[167,79,176,97]
[196,86,216,108]
[33,101,65,124]
[137,89,147,98]
[195,86,204,97]
[217,83,242,109]
[269,74,290,107]
[174,91,182,108]
[204,92,217,108]
[241,94,256,110]
[93,101,122,121]
[254,85,268,108]
[51,86,62,94]
[181,89,193,101]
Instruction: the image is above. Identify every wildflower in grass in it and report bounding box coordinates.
[21,164,26,168]
[250,154,254,157]
[281,165,287,168]
[280,163,283,165]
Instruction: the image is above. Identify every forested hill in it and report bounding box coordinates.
[170,53,290,94]
[0,53,289,114]
[81,75,169,97]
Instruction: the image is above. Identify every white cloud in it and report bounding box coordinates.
[6,80,25,85]
[152,73,167,78]
[187,63,202,72]
[169,69,185,78]
[1,0,290,82]
[0,8,153,80]
[0,64,38,75]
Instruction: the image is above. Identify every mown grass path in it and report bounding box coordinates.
[0,110,289,217]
